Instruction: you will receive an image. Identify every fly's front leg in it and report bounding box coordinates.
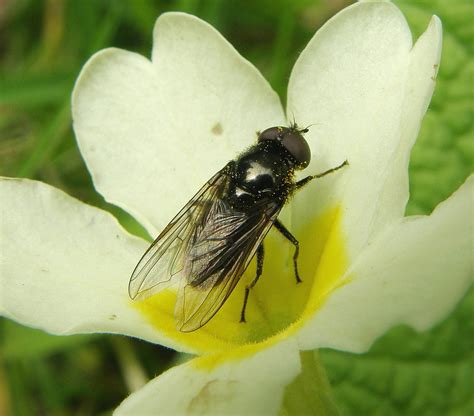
[240,244,264,323]
[273,220,302,284]
[296,159,348,189]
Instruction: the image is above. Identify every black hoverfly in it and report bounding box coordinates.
[129,124,347,332]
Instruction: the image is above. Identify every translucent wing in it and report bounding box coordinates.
[175,196,282,332]
[129,163,283,332]
[128,166,231,300]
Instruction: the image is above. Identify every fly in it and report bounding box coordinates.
[129,124,348,332]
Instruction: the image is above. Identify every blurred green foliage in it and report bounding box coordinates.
[0,0,472,415]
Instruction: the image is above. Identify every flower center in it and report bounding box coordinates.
[133,205,348,354]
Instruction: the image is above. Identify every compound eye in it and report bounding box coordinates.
[258,126,289,142]
[281,131,311,168]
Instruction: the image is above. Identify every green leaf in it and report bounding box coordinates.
[320,1,474,414]
[400,0,474,215]
[321,287,474,415]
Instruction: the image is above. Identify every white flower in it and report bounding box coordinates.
[1,1,472,414]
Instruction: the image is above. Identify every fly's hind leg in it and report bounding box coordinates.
[273,220,302,284]
[240,244,264,323]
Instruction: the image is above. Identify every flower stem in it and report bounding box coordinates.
[280,350,340,416]
[111,338,148,394]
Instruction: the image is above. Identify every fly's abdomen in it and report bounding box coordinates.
[185,200,248,289]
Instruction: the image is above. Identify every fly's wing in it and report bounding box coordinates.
[175,197,282,332]
[129,163,283,333]
[128,167,231,300]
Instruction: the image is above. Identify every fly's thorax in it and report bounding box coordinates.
[226,142,296,210]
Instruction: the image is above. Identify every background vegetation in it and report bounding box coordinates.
[0,0,472,414]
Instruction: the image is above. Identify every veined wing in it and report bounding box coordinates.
[129,163,283,332]
[175,196,282,332]
[128,166,232,300]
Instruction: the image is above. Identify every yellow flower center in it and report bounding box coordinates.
[134,205,348,362]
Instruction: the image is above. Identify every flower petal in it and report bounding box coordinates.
[287,2,441,260]
[296,175,473,352]
[114,340,301,416]
[72,12,285,235]
[0,178,189,351]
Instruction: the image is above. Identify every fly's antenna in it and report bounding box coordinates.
[288,112,318,134]
[288,111,298,130]
[301,122,319,133]
[255,130,261,142]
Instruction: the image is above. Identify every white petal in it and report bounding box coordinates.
[369,15,442,237]
[0,178,188,351]
[296,175,473,352]
[73,12,284,235]
[287,2,442,259]
[114,340,300,416]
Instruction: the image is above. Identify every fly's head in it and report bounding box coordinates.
[257,124,311,169]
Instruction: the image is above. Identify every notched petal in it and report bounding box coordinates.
[296,175,473,352]
[73,13,285,237]
[0,177,187,352]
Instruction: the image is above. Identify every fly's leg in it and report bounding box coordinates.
[273,220,302,284]
[273,160,348,285]
[240,244,264,323]
[296,159,348,189]
[239,160,348,323]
